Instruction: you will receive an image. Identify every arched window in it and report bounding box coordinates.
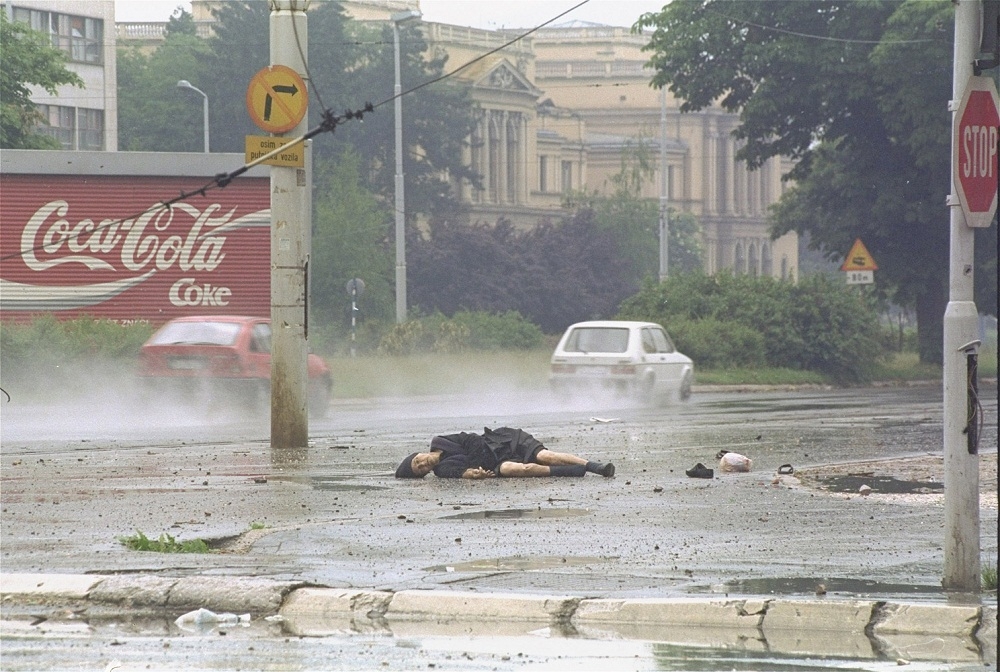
[734,242,745,275]
[748,242,759,277]
[761,243,773,277]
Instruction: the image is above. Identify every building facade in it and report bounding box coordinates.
[117,0,797,280]
[8,0,118,151]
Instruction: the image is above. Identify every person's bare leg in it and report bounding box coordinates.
[498,462,554,477]
[533,449,587,466]
[535,449,615,477]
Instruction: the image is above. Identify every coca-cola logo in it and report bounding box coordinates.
[20,200,235,273]
[169,278,232,307]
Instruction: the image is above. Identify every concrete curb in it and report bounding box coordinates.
[1,572,995,665]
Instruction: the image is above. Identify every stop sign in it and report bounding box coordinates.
[953,76,1000,228]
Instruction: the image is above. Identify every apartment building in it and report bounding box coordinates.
[7,0,117,151]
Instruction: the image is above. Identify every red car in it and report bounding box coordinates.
[138,315,332,417]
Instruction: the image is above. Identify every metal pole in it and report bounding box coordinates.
[202,94,209,153]
[176,81,209,153]
[270,0,310,450]
[393,19,407,324]
[942,0,981,593]
[658,87,669,282]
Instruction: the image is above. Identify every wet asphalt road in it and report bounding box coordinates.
[1,383,997,670]
[1,383,996,596]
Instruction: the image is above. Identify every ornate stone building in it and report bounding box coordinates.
[118,0,799,280]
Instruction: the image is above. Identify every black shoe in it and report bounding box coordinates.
[686,463,714,479]
[778,463,794,475]
[600,463,615,478]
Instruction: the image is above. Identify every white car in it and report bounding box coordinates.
[549,320,694,403]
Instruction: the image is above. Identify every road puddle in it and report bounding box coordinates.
[425,554,606,573]
[817,474,943,494]
[700,576,946,598]
[269,475,387,492]
[440,507,589,520]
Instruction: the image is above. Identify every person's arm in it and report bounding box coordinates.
[461,467,495,479]
[433,454,469,478]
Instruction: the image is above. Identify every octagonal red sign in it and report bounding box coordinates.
[953,76,1000,228]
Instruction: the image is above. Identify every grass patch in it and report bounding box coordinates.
[984,562,998,591]
[328,350,551,398]
[324,348,982,398]
[119,530,209,554]
[694,367,827,386]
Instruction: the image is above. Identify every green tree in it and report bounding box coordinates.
[565,142,704,284]
[117,10,212,152]
[201,2,476,220]
[311,149,394,329]
[636,0,998,364]
[0,11,82,149]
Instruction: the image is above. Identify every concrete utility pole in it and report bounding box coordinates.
[942,0,983,593]
[269,0,311,450]
[393,10,420,323]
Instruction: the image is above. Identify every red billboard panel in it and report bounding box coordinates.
[1,175,270,324]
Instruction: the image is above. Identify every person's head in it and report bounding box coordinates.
[395,451,438,478]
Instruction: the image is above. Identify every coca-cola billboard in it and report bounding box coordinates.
[0,174,271,324]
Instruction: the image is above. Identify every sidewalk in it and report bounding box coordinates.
[1,571,996,666]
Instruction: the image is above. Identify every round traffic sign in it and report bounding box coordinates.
[246,65,308,134]
[953,77,999,228]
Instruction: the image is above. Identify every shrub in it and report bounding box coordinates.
[666,317,767,369]
[376,310,544,355]
[617,272,885,382]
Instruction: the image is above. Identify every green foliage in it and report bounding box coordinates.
[409,211,634,334]
[983,562,998,592]
[117,10,213,152]
[119,530,209,554]
[311,151,394,329]
[566,143,704,282]
[376,310,543,355]
[0,12,83,148]
[635,1,998,365]
[617,272,885,382]
[0,316,154,368]
[664,317,767,370]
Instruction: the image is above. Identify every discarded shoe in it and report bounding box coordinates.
[685,463,714,479]
[778,463,794,475]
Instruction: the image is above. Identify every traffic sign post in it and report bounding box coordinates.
[953,76,999,228]
[840,238,877,285]
[266,2,311,451]
[942,0,990,595]
[246,65,308,135]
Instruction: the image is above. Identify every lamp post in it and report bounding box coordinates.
[392,9,420,324]
[176,79,209,153]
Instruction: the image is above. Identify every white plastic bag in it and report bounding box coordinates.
[719,451,752,473]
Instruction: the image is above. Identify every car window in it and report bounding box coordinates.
[652,328,674,353]
[251,323,271,353]
[565,327,629,353]
[150,321,241,346]
[641,329,656,353]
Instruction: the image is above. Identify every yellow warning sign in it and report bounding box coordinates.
[246,65,307,134]
[840,239,878,272]
[245,135,304,167]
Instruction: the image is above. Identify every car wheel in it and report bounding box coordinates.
[678,372,693,401]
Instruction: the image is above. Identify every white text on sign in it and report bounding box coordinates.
[961,125,998,178]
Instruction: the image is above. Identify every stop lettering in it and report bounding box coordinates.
[954,78,1000,228]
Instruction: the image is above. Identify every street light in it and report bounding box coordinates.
[392,9,420,323]
[176,79,209,153]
